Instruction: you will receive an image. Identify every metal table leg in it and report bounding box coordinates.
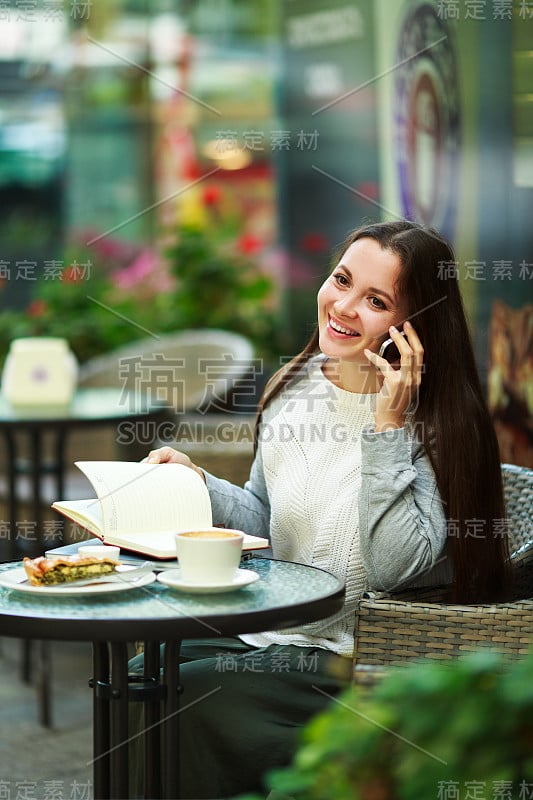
[92,642,110,800]
[110,642,129,800]
[30,427,43,556]
[21,639,32,684]
[4,427,54,725]
[3,429,18,561]
[31,427,53,727]
[91,639,182,799]
[37,640,52,727]
[163,640,180,799]
[53,429,66,510]
[143,641,162,799]
[4,430,35,709]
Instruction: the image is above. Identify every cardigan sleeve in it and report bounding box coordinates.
[358,425,451,592]
[204,449,271,539]
[202,389,293,538]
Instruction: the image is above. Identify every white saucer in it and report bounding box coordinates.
[157,568,259,594]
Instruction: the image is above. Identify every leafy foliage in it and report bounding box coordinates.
[0,192,284,366]
[0,242,140,365]
[162,224,280,350]
[238,649,533,800]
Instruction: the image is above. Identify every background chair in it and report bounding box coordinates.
[353,463,533,675]
[78,328,256,414]
[78,327,258,475]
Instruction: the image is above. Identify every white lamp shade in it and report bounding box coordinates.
[1,337,78,406]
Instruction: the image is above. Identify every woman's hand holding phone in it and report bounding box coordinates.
[364,320,424,431]
[378,330,406,362]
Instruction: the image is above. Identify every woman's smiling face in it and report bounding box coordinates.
[317,237,407,365]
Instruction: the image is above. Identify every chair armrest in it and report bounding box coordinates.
[351,463,533,682]
[353,596,533,669]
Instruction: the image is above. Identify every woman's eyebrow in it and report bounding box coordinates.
[335,262,351,277]
[368,286,395,306]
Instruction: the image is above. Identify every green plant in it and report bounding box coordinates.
[156,183,285,360]
[239,649,533,800]
[0,184,285,366]
[0,235,148,364]
[161,223,281,353]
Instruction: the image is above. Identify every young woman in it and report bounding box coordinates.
[132,220,509,798]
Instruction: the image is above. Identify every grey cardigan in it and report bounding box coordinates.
[204,407,451,596]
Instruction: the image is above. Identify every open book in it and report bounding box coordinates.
[51,461,269,560]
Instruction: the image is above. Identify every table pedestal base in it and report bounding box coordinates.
[91,639,181,800]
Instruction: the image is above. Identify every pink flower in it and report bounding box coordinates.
[79,230,138,265]
[113,249,158,290]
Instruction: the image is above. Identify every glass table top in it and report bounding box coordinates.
[0,388,167,424]
[0,558,345,641]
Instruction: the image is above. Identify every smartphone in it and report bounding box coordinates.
[378,330,406,362]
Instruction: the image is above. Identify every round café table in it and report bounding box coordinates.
[0,556,345,800]
[0,388,169,728]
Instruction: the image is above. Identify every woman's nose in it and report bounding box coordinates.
[334,294,358,318]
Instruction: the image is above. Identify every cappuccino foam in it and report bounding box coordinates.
[179,530,240,540]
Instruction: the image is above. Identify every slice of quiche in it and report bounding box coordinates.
[23,554,119,586]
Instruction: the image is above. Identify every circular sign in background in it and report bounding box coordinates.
[394,2,461,239]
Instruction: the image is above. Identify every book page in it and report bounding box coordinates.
[102,530,179,557]
[74,461,212,537]
[51,498,103,535]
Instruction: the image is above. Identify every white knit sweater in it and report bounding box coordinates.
[206,355,449,658]
[240,359,375,655]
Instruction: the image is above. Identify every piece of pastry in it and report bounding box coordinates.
[23,554,119,586]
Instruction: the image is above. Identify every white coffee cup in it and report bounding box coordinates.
[175,528,244,585]
[78,544,121,561]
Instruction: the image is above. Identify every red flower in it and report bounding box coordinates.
[26,300,48,318]
[63,264,80,283]
[202,185,222,206]
[237,234,263,255]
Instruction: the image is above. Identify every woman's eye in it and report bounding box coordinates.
[369,296,386,310]
[333,273,349,287]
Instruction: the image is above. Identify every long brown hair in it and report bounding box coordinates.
[257,220,509,603]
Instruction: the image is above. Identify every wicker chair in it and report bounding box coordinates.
[353,463,533,675]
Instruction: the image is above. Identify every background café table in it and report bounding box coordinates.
[0,388,168,560]
[0,387,169,728]
[0,556,345,800]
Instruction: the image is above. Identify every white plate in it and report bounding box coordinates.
[0,566,156,596]
[157,568,259,594]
